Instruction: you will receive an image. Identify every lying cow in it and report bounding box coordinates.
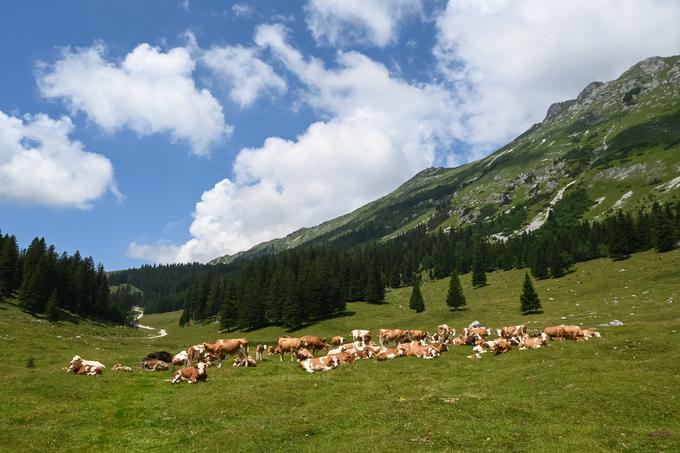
[67,355,105,374]
[379,329,410,346]
[144,351,173,363]
[172,350,189,366]
[139,358,170,371]
[582,328,601,339]
[452,335,478,346]
[375,347,405,361]
[233,356,258,367]
[543,325,584,341]
[490,338,512,354]
[397,342,439,359]
[298,355,339,373]
[519,333,549,350]
[497,325,527,339]
[73,362,102,376]
[327,351,356,365]
[351,329,371,345]
[112,363,133,372]
[331,336,344,346]
[171,362,207,384]
[463,327,492,338]
[434,324,455,343]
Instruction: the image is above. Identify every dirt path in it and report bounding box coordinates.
[132,307,168,339]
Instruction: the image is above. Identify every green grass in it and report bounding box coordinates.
[2,249,680,451]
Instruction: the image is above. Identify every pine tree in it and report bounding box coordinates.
[409,277,425,313]
[471,259,487,288]
[651,202,676,252]
[0,235,19,297]
[389,266,401,288]
[365,266,385,304]
[520,272,542,315]
[548,242,567,278]
[445,272,466,310]
[44,288,59,321]
[281,285,303,330]
[529,241,550,279]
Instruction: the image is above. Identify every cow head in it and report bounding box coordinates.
[197,362,207,375]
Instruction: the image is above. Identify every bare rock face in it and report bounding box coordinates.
[637,56,666,75]
[544,99,576,121]
[576,81,605,103]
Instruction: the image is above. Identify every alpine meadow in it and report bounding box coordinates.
[2,2,680,452]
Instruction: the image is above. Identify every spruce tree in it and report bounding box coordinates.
[471,259,487,288]
[409,277,425,313]
[281,285,303,330]
[44,288,59,321]
[651,202,676,252]
[365,266,385,304]
[520,272,542,315]
[548,243,567,278]
[0,235,19,297]
[445,272,466,310]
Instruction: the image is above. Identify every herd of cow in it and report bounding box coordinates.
[65,323,601,381]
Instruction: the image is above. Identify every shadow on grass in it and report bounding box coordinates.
[285,310,357,334]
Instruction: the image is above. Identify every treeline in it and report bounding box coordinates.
[0,232,130,323]
[109,194,679,331]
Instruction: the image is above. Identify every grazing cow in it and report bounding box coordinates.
[331,336,344,346]
[490,338,512,354]
[203,338,249,366]
[376,347,405,361]
[255,344,266,361]
[300,335,328,355]
[277,337,303,362]
[407,330,430,343]
[298,355,339,373]
[543,325,584,341]
[112,363,132,372]
[463,327,492,338]
[379,329,410,346]
[519,333,549,350]
[582,329,601,339]
[351,329,371,345]
[434,324,455,343]
[144,351,173,363]
[67,355,105,373]
[171,362,207,384]
[139,359,170,371]
[172,350,189,366]
[233,356,258,367]
[497,325,527,339]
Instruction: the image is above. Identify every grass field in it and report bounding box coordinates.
[1,249,680,452]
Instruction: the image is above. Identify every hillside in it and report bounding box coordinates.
[213,55,680,264]
[2,248,679,451]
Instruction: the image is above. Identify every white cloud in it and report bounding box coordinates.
[0,110,116,209]
[203,44,286,107]
[231,3,253,18]
[37,42,230,156]
[305,0,421,47]
[435,0,680,148]
[131,24,461,263]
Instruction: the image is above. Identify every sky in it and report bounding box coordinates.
[1,0,680,270]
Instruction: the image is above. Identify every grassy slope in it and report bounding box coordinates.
[2,249,680,452]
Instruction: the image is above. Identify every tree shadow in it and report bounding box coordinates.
[285,310,357,333]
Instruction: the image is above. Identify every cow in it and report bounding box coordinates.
[434,324,455,343]
[298,355,339,373]
[187,344,207,363]
[379,329,410,346]
[73,362,102,376]
[171,362,208,384]
[172,350,189,366]
[463,327,492,338]
[295,348,315,360]
[203,338,249,366]
[233,356,258,367]
[351,329,371,345]
[112,363,132,372]
[327,351,356,365]
[376,347,405,361]
[466,353,482,360]
[255,344,267,361]
[397,342,439,359]
[144,351,173,363]
[300,335,328,355]
[452,335,478,346]
[490,338,512,354]
[497,325,527,339]
[427,342,449,354]
[519,333,549,350]
[582,328,601,339]
[67,355,105,374]
[331,336,345,346]
[407,330,430,343]
[139,359,170,371]
[543,325,584,341]
[277,337,303,362]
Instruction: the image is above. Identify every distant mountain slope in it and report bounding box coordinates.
[212,55,680,264]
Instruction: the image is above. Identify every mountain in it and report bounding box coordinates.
[212,55,680,264]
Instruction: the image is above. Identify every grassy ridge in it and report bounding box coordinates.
[1,249,680,451]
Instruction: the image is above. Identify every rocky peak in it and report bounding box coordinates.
[636,56,666,75]
[576,81,605,103]
[544,99,576,122]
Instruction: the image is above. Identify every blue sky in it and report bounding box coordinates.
[1,1,679,270]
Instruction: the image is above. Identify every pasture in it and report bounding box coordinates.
[1,249,679,452]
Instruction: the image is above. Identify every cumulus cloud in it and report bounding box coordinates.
[305,0,421,47]
[0,110,116,208]
[435,0,680,148]
[37,42,230,156]
[203,44,286,107]
[131,24,460,263]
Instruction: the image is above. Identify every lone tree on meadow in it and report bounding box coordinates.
[520,272,542,315]
[471,260,487,288]
[446,272,466,310]
[409,277,425,313]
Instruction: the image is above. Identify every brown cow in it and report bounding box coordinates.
[277,337,303,362]
[397,342,439,359]
[74,363,102,376]
[327,351,356,365]
[298,355,339,373]
[490,338,512,354]
[171,362,208,384]
[375,347,405,361]
[379,329,410,346]
[300,335,328,355]
[331,335,345,346]
[463,327,492,338]
[172,350,189,366]
[582,328,601,339]
[452,335,478,346]
[139,359,170,371]
[112,363,132,372]
[434,324,455,343]
[519,333,549,350]
[351,329,371,345]
[543,325,584,341]
[407,330,430,343]
[255,344,266,361]
[66,355,105,373]
[203,338,249,366]
[233,356,258,367]
[497,325,527,339]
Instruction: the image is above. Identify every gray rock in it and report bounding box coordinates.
[468,320,481,328]
[577,81,605,103]
[544,99,576,121]
[609,319,624,327]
